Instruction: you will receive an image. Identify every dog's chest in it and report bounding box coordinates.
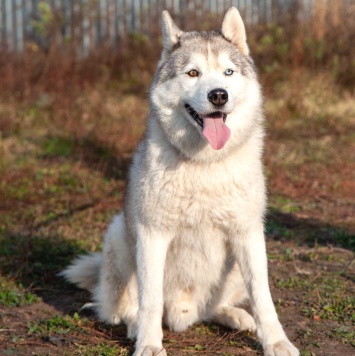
[147,161,249,231]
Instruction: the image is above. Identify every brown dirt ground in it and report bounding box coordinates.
[0,187,354,355]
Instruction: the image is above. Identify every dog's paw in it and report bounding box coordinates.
[264,339,299,356]
[213,306,256,332]
[233,308,256,332]
[133,346,167,356]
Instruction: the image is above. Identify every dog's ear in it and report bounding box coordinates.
[221,7,249,56]
[161,11,183,51]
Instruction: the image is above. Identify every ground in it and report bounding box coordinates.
[0,70,354,355]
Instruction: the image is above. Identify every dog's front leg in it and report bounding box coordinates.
[133,225,171,356]
[234,223,299,356]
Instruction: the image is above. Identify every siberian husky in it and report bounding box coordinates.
[62,7,299,356]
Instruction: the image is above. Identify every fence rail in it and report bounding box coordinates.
[0,0,323,54]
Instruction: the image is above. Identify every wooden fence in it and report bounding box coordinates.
[0,0,314,54]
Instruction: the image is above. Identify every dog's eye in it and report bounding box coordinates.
[187,69,199,77]
[225,69,234,76]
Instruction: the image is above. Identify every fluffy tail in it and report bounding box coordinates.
[60,252,102,293]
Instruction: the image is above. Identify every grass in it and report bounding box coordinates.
[0,234,86,288]
[328,327,355,347]
[277,275,354,323]
[1,69,354,356]
[41,136,75,158]
[303,288,355,323]
[0,82,355,355]
[75,343,129,356]
[0,2,354,354]
[266,208,355,250]
[27,314,84,336]
[0,277,39,307]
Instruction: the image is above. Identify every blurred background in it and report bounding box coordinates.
[0,1,354,355]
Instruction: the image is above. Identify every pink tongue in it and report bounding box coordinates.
[202,115,231,150]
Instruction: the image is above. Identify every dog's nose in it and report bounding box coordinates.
[208,88,228,106]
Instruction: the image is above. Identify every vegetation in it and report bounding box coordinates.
[0,277,39,308]
[0,1,354,354]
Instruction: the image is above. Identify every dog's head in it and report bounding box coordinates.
[150,7,263,162]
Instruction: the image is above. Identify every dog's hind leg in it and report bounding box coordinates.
[213,305,256,332]
[94,214,139,339]
[209,262,256,332]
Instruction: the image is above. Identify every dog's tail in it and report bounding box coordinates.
[59,252,102,293]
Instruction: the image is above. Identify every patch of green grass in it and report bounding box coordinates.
[0,234,86,287]
[300,350,318,356]
[41,136,74,158]
[281,248,294,261]
[328,326,355,347]
[229,341,242,347]
[0,160,101,233]
[297,329,321,353]
[295,276,355,323]
[278,275,354,323]
[0,277,39,307]
[75,342,129,355]
[268,246,296,262]
[277,277,310,289]
[272,196,301,214]
[266,207,355,250]
[194,344,205,351]
[34,163,85,194]
[193,323,218,335]
[332,229,355,250]
[265,218,294,240]
[3,348,20,356]
[2,177,33,201]
[28,314,84,336]
[303,295,355,323]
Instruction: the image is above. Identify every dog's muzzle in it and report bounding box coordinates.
[185,104,203,127]
[184,103,230,150]
[185,104,227,128]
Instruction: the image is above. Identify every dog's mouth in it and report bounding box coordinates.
[185,104,231,150]
[185,104,227,127]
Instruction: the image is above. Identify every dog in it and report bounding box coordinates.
[61,7,299,356]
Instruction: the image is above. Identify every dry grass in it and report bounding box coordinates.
[250,0,355,89]
[0,1,354,355]
[0,0,354,255]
